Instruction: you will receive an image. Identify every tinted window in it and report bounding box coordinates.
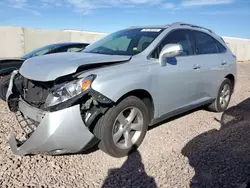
[50,46,69,53]
[21,44,63,59]
[48,44,87,53]
[66,47,84,52]
[151,30,194,59]
[194,32,220,54]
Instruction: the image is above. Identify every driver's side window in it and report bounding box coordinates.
[103,36,131,51]
[151,30,194,59]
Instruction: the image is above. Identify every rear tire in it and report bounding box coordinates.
[93,96,149,158]
[208,78,232,112]
[0,74,11,101]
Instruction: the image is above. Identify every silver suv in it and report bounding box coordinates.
[6,22,236,158]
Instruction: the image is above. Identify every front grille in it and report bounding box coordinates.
[14,111,40,143]
[14,74,53,108]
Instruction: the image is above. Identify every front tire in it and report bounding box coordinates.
[93,96,149,158]
[208,78,232,112]
[0,74,11,101]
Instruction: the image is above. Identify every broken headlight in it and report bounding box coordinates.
[45,75,95,108]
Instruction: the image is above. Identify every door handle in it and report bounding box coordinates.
[221,61,227,65]
[193,64,201,70]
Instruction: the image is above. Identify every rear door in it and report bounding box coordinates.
[192,31,228,99]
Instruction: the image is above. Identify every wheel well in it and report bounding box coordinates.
[225,74,235,91]
[117,90,155,121]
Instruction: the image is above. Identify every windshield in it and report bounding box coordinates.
[83,28,164,56]
[21,44,63,60]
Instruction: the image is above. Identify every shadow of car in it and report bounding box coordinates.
[182,98,250,188]
[102,149,157,188]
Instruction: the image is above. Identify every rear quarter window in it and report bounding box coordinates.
[217,41,227,53]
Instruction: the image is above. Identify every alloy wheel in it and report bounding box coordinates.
[112,107,144,149]
[219,84,231,108]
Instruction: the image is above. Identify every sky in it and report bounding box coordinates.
[0,0,249,39]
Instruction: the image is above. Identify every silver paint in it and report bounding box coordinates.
[19,52,131,81]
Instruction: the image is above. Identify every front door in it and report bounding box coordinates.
[150,29,202,116]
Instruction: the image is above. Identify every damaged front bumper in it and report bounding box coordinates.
[8,100,96,156]
[6,71,98,156]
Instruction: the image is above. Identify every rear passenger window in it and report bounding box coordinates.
[194,32,220,54]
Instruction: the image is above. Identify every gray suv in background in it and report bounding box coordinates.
[6,22,236,158]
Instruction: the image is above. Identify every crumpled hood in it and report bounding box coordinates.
[19,52,131,81]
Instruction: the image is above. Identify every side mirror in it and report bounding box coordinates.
[159,44,183,66]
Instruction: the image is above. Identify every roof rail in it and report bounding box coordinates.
[170,22,214,33]
[181,23,214,33]
[169,22,188,26]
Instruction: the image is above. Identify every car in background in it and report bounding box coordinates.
[0,42,89,77]
[0,42,89,100]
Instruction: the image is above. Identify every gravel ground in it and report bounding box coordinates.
[0,63,250,188]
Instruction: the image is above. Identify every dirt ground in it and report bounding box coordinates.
[0,63,249,188]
